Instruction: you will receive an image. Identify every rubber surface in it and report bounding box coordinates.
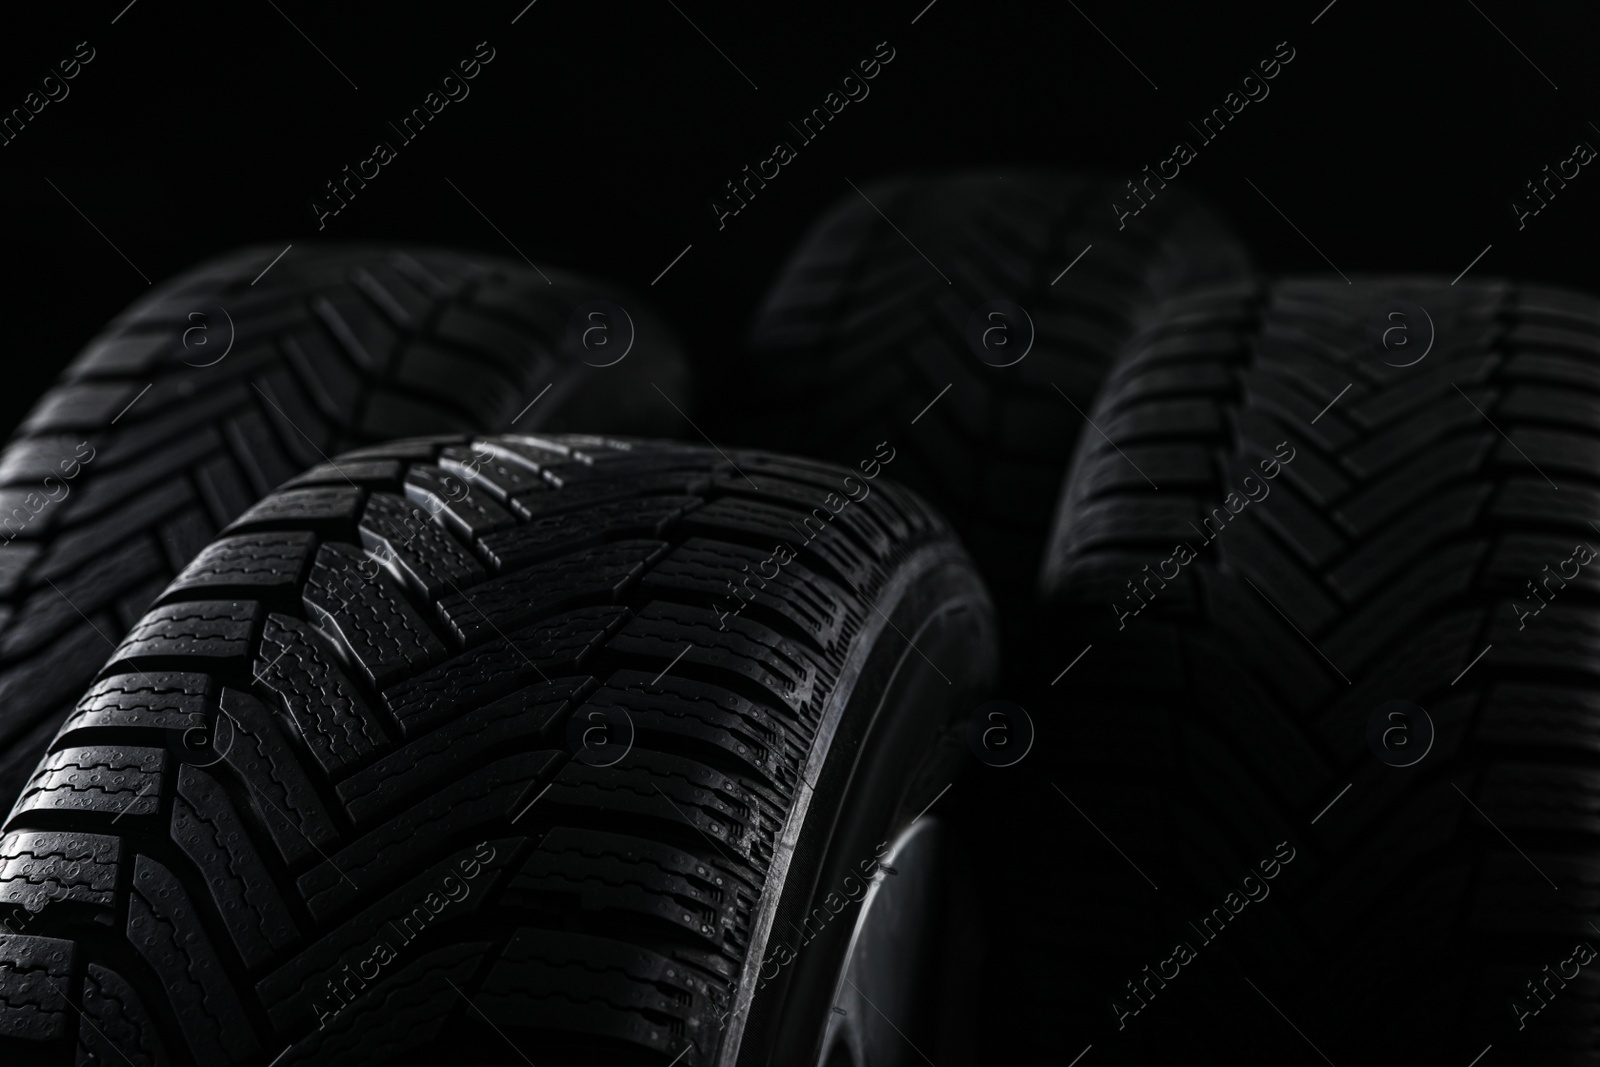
[993,277,1600,1063]
[0,432,995,1066]
[0,244,688,814]
[729,171,1251,626]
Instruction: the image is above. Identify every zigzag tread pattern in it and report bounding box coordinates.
[0,433,975,1066]
[0,244,687,821]
[729,170,1253,611]
[1001,278,1600,1064]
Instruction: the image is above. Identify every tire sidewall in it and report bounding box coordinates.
[725,545,996,1066]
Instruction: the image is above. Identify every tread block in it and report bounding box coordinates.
[297,752,556,920]
[544,749,782,874]
[224,405,314,497]
[536,441,694,483]
[478,928,729,1058]
[277,942,489,1064]
[335,437,458,464]
[95,381,246,468]
[358,492,485,600]
[729,474,899,563]
[608,604,828,722]
[57,429,222,528]
[217,688,340,866]
[0,630,110,757]
[0,934,74,1040]
[302,544,447,688]
[108,601,258,666]
[114,576,169,636]
[158,531,316,605]
[0,543,40,600]
[1477,683,1600,754]
[34,480,191,584]
[586,671,806,797]
[282,330,363,425]
[479,495,704,572]
[510,468,713,521]
[507,826,759,956]
[193,453,259,528]
[383,605,630,736]
[0,436,95,487]
[66,332,170,378]
[338,680,589,825]
[157,508,217,576]
[641,538,852,655]
[439,443,546,503]
[681,496,878,592]
[540,454,718,492]
[433,306,554,381]
[1479,761,1600,834]
[314,290,397,372]
[56,673,209,740]
[0,831,120,914]
[395,343,520,421]
[281,459,404,490]
[77,962,170,1067]
[403,464,515,539]
[352,262,433,327]
[478,435,576,474]
[171,764,299,970]
[436,540,667,645]
[224,486,365,535]
[255,613,391,774]
[11,748,165,822]
[0,539,166,660]
[259,838,511,1031]
[126,854,264,1064]
[0,489,61,542]
[23,384,137,433]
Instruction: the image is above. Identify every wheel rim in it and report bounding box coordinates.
[813,816,945,1067]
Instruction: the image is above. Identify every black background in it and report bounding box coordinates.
[1,0,1597,436]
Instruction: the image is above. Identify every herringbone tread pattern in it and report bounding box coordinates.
[0,433,982,1066]
[0,245,688,815]
[731,170,1251,621]
[996,277,1600,1063]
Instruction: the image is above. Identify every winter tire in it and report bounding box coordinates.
[1002,277,1600,1063]
[730,171,1251,638]
[0,433,996,1067]
[0,244,688,811]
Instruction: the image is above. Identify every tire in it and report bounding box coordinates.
[0,433,997,1067]
[727,171,1251,642]
[1001,277,1600,1063]
[0,244,689,813]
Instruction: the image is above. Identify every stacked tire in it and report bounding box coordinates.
[1000,278,1600,1064]
[1,174,1592,1067]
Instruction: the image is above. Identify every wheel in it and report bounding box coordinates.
[0,432,996,1066]
[0,244,688,812]
[1004,277,1600,1062]
[726,170,1251,644]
